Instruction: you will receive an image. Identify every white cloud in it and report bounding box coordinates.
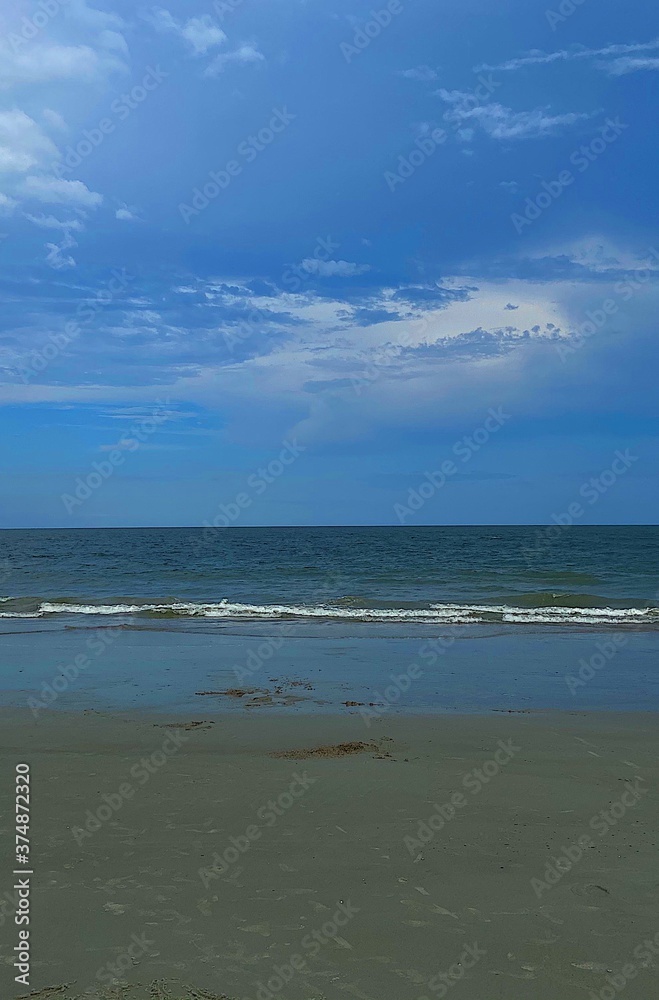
[204,45,265,76]
[24,213,84,231]
[0,112,103,226]
[4,242,654,446]
[66,0,125,33]
[143,8,265,79]
[477,38,659,74]
[115,204,139,221]
[44,229,78,269]
[21,175,102,208]
[531,235,659,274]
[438,90,592,140]
[156,273,581,447]
[0,4,128,223]
[0,192,17,214]
[0,148,34,173]
[143,7,179,32]
[181,16,227,55]
[301,259,371,277]
[0,43,104,87]
[398,66,437,81]
[0,110,58,173]
[146,9,227,55]
[0,2,128,87]
[605,56,659,75]
[42,109,67,132]
[45,242,77,270]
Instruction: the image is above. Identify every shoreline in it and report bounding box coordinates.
[2,622,658,716]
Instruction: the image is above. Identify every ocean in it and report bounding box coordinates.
[1,526,658,713]
[2,525,658,625]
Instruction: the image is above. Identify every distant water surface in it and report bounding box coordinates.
[1,526,658,628]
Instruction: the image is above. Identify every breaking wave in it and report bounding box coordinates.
[1,597,657,626]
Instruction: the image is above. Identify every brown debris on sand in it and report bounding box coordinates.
[195,681,317,708]
[245,690,311,708]
[17,980,234,1000]
[17,987,71,1000]
[269,740,378,760]
[156,721,215,730]
[195,688,261,698]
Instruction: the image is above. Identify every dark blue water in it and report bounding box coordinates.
[1,526,658,626]
[1,527,657,713]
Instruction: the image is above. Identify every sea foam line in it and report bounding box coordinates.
[0,599,656,626]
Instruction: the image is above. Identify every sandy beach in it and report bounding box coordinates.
[2,707,657,1000]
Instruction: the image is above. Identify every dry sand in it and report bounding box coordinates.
[1,709,658,999]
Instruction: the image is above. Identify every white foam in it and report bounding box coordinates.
[0,611,43,618]
[0,598,656,625]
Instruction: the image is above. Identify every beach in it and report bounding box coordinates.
[1,526,658,998]
[3,0,658,988]
[1,708,658,1000]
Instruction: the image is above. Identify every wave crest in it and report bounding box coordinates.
[0,598,657,626]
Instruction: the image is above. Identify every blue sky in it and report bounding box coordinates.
[0,0,657,526]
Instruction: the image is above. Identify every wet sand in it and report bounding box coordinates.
[1,708,658,999]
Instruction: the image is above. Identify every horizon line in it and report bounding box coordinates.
[1,523,657,531]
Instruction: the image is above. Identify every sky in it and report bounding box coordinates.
[0,0,658,527]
